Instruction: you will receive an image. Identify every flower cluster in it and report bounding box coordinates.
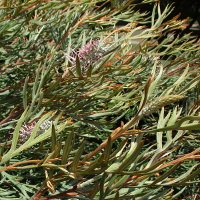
[139,95,185,118]
[66,39,109,70]
[19,120,52,142]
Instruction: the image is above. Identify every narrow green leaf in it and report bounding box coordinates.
[51,124,56,152]
[61,131,75,165]
[1,108,29,163]
[70,140,85,172]
[75,55,83,78]
[170,187,186,200]
[102,135,112,163]
[162,164,199,185]
[116,135,143,172]
[151,163,180,185]
[99,173,107,200]
[22,76,29,110]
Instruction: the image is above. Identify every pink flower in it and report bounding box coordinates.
[66,39,108,70]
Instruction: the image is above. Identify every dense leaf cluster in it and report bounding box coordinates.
[0,0,199,199]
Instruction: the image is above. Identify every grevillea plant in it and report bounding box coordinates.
[65,39,109,70]
[0,0,200,199]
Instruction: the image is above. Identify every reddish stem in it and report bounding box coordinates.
[0,107,22,125]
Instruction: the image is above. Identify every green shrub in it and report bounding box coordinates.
[0,0,199,199]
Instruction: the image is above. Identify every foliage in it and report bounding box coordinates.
[0,0,199,199]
